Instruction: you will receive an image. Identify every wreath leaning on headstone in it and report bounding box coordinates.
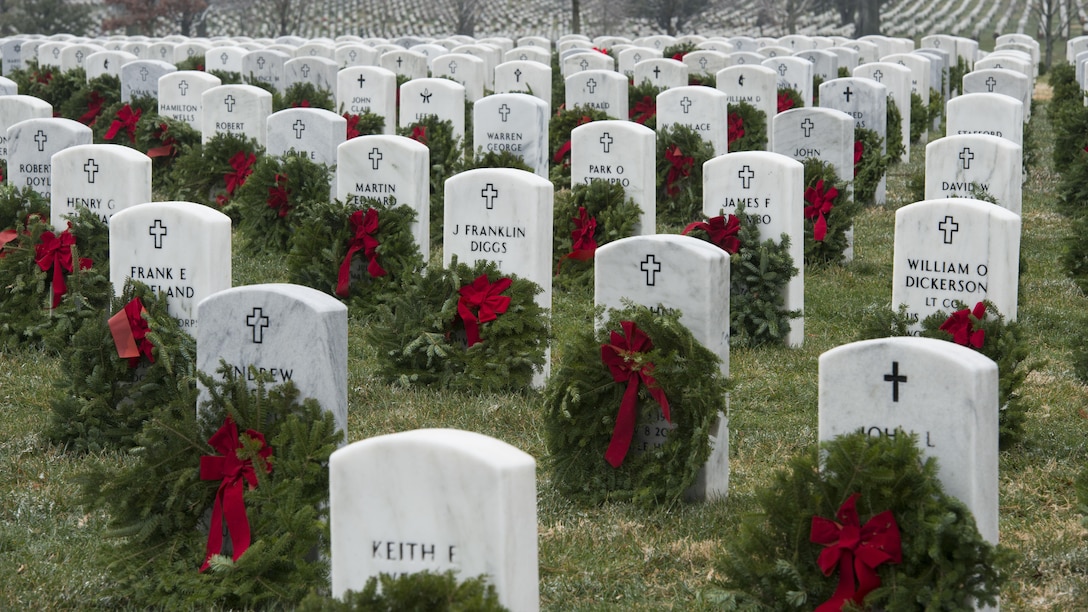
[168,132,265,214]
[397,116,465,248]
[78,364,343,609]
[726,99,768,153]
[802,158,861,266]
[286,196,424,316]
[552,180,642,291]
[365,258,548,392]
[656,123,715,229]
[853,126,888,206]
[707,430,1008,610]
[48,280,197,453]
[544,305,728,506]
[298,571,507,611]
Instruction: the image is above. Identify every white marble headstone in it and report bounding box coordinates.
[819,337,999,544]
[853,62,911,161]
[158,71,221,132]
[925,135,1022,215]
[430,53,486,102]
[633,58,688,89]
[962,68,1031,120]
[892,198,1021,326]
[0,95,52,159]
[472,93,549,177]
[716,65,776,133]
[110,201,232,334]
[284,56,338,95]
[946,93,1023,147]
[379,49,428,80]
[570,120,655,235]
[7,117,92,197]
[120,59,175,103]
[242,49,289,92]
[494,60,552,108]
[657,86,730,155]
[565,70,628,119]
[196,283,348,436]
[201,84,273,146]
[399,78,466,142]
[336,66,396,134]
[617,47,662,76]
[762,56,814,106]
[771,107,855,182]
[336,134,430,260]
[204,46,247,74]
[266,108,346,166]
[50,144,151,228]
[329,428,538,611]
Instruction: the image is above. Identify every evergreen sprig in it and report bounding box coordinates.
[286,197,424,317]
[853,126,888,206]
[281,82,335,111]
[229,152,334,255]
[135,114,201,193]
[886,95,905,163]
[802,158,860,266]
[92,95,158,146]
[552,180,642,290]
[544,305,728,506]
[365,258,547,391]
[928,87,944,135]
[48,280,197,452]
[299,571,506,611]
[57,74,121,127]
[727,100,767,153]
[78,364,342,608]
[168,132,265,212]
[910,91,928,143]
[728,206,799,347]
[711,430,1008,609]
[656,123,714,229]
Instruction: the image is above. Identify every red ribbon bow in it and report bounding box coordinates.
[79,91,105,126]
[292,99,311,108]
[34,225,91,309]
[457,274,512,347]
[682,214,741,254]
[199,417,273,572]
[854,140,864,176]
[777,91,796,113]
[804,179,838,242]
[267,173,291,218]
[0,228,18,257]
[343,113,361,139]
[146,122,177,158]
[593,46,609,55]
[410,125,427,144]
[104,104,142,144]
[224,151,256,196]
[630,95,656,124]
[600,321,670,468]
[336,208,388,297]
[810,493,902,612]
[664,145,694,196]
[108,297,155,368]
[557,207,598,272]
[728,112,744,146]
[939,301,987,348]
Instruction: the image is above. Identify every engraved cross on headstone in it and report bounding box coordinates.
[246,307,270,343]
[680,96,692,113]
[579,58,589,70]
[481,183,499,209]
[292,119,305,139]
[139,66,149,81]
[224,95,236,112]
[178,80,189,95]
[257,56,267,70]
[498,103,511,122]
[149,219,168,249]
[699,57,708,70]
[514,68,522,82]
[301,64,311,78]
[985,76,996,92]
[448,60,458,74]
[777,63,787,76]
[843,87,853,101]
[738,165,755,189]
[586,77,597,93]
[959,147,974,169]
[938,215,959,244]
[872,69,883,82]
[220,52,229,65]
[883,361,907,402]
[84,159,99,183]
[369,147,382,170]
[357,74,366,87]
[600,132,613,153]
[34,130,47,152]
[652,65,661,79]
[801,117,814,137]
[640,254,661,286]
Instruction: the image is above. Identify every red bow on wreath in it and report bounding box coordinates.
[344,113,361,140]
[79,90,105,126]
[630,95,656,125]
[108,297,155,368]
[146,122,178,158]
[267,173,291,218]
[664,145,693,196]
[810,493,902,612]
[457,274,511,347]
[553,116,592,166]
[727,113,744,147]
[804,179,839,242]
[557,207,598,272]
[292,99,311,108]
[35,225,92,309]
[199,416,273,572]
[336,208,387,297]
[600,320,670,468]
[104,104,142,144]
[224,151,256,196]
[854,140,864,176]
[682,214,741,254]
[939,301,987,348]
[410,125,427,144]
[777,91,796,113]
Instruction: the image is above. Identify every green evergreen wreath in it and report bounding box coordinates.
[709,430,1007,609]
[855,301,1032,449]
[853,127,888,206]
[628,80,662,129]
[0,208,111,351]
[168,132,265,213]
[136,115,201,193]
[342,110,386,138]
[548,106,609,187]
[802,158,860,266]
[465,149,532,172]
[78,364,342,609]
[281,82,335,111]
[48,280,197,453]
[397,116,465,247]
[656,123,714,229]
[12,63,86,111]
[365,258,547,391]
[552,180,642,291]
[910,92,929,143]
[92,95,158,147]
[299,571,506,611]
[727,100,767,153]
[286,197,424,317]
[544,305,728,506]
[886,95,905,162]
[228,153,333,255]
[776,87,803,113]
[57,74,121,127]
[709,206,798,346]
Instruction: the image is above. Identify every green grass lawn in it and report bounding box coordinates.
[2,97,1087,609]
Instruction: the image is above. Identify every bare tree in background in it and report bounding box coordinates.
[626,0,714,36]
[1032,0,1074,69]
[583,0,628,37]
[102,0,208,36]
[453,0,479,36]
